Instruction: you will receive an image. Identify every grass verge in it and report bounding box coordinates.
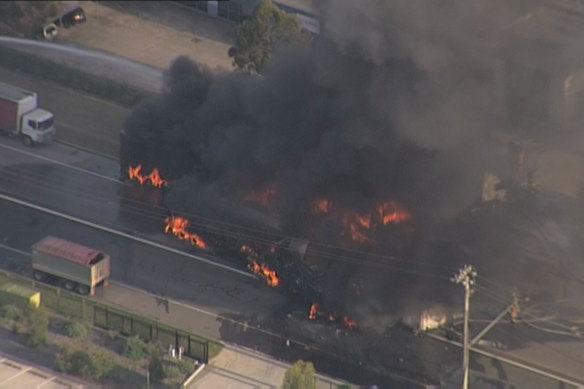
[0,44,151,108]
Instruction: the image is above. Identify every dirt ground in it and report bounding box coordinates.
[56,1,235,72]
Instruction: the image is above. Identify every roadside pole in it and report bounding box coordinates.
[452,265,477,389]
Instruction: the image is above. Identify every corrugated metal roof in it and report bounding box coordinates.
[32,236,103,266]
[0,81,36,103]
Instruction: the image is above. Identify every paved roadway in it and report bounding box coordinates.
[0,66,126,157]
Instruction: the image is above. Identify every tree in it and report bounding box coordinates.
[230,0,310,74]
[282,360,316,389]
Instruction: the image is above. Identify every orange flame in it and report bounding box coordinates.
[128,164,167,188]
[377,201,410,225]
[341,200,409,243]
[164,216,207,249]
[240,245,255,255]
[243,186,277,208]
[308,303,318,320]
[310,198,333,214]
[343,316,358,329]
[342,211,374,244]
[248,260,280,287]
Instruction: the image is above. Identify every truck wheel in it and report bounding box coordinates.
[77,285,89,295]
[33,271,45,281]
[64,281,75,291]
[22,136,33,147]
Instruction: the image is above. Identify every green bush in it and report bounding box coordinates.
[24,307,49,348]
[148,354,165,384]
[175,359,194,374]
[122,336,150,361]
[282,360,316,389]
[107,329,118,340]
[163,365,181,379]
[56,345,116,380]
[64,321,88,339]
[0,304,22,320]
[84,349,116,380]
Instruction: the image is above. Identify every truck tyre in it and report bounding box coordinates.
[64,280,76,291]
[22,136,33,147]
[77,285,89,295]
[33,271,45,281]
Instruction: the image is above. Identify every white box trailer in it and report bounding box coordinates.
[0,81,56,146]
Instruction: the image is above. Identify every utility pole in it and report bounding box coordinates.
[452,264,477,389]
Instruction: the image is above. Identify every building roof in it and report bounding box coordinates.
[273,0,316,15]
[32,236,104,266]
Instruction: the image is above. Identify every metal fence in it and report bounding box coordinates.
[0,270,209,363]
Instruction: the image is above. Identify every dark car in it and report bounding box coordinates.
[52,7,86,28]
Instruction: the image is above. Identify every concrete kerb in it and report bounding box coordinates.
[182,363,206,388]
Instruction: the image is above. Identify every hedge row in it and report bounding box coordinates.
[0,44,151,108]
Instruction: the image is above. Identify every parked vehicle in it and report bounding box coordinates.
[31,236,111,296]
[0,82,56,146]
[52,7,86,28]
[34,22,59,41]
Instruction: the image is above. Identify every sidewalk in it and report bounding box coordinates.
[99,282,350,388]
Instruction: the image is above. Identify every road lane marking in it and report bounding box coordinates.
[0,192,254,278]
[0,244,28,256]
[0,142,121,184]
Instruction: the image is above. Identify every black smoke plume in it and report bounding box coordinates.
[121,0,577,328]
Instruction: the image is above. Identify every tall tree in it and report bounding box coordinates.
[230,0,310,74]
[282,360,317,389]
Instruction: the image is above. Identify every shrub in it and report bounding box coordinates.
[0,304,22,320]
[56,345,86,374]
[122,336,150,361]
[282,360,316,389]
[163,365,181,379]
[107,330,118,340]
[56,345,116,380]
[84,349,116,380]
[64,321,88,339]
[148,354,165,384]
[24,307,49,348]
[175,359,194,374]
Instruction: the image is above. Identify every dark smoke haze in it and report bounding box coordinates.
[122,0,583,328]
[124,1,522,223]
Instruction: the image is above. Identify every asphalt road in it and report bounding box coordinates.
[0,73,447,385]
[0,66,125,157]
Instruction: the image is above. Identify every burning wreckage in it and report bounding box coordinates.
[116,37,584,343]
[119,156,418,329]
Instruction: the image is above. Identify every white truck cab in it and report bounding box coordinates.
[20,107,55,146]
[0,82,56,146]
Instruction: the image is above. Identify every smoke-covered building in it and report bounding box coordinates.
[177,0,319,34]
